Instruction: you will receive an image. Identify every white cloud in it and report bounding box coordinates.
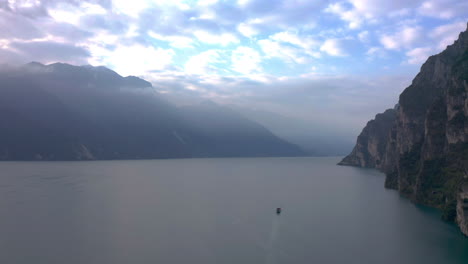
[349,0,418,18]
[184,50,224,75]
[270,31,319,54]
[112,0,191,17]
[257,31,320,64]
[193,30,240,46]
[237,18,268,38]
[48,2,106,26]
[320,39,347,56]
[88,32,119,46]
[231,46,262,74]
[237,23,258,38]
[237,0,251,6]
[89,44,174,76]
[418,0,468,19]
[430,21,466,50]
[6,0,45,11]
[112,0,151,17]
[197,0,219,6]
[148,31,194,49]
[405,47,432,64]
[325,2,365,29]
[380,26,422,50]
[48,9,81,26]
[326,0,420,28]
[258,39,307,64]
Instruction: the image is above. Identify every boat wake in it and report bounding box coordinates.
[265,215,281,264]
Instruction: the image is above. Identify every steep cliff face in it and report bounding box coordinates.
[340,24,468,234]
[338,108,397,168]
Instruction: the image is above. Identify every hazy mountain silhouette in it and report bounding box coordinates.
[228,106,355,156]
[0,62,305,160]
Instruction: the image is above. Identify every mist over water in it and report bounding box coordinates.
[0,157,467,264]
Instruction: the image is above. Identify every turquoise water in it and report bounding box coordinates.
[0,157,467,263]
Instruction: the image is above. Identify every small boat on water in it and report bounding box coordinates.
[276,208,282,214]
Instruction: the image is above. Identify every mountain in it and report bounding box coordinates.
[178,101,305,157]
[0,62,305,160]
[228,106,355,156]
[339,24,468,235]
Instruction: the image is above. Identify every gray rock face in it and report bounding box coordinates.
[338,108,397,169]
[457,184,468,236]
[340,23,468,235]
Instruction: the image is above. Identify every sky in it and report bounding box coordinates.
[1,0,467,138]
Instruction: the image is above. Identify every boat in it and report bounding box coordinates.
[276,208,282,214]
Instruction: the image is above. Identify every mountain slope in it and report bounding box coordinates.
[179,101,305,157]
[228,105,355,156]
[340,23,468,234]
[0,62,305,160]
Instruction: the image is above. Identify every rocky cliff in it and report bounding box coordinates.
[340,23,468,234]
[339,108,397,168]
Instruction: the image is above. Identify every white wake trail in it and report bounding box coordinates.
[265,216,281,264]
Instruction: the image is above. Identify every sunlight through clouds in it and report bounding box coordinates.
[90,44,175,76]
[231,46,262,74]
[185,50,224,75]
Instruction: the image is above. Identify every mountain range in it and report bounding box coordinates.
[0,62,306,160]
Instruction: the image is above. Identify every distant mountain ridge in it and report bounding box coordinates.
[228,105,355,156]
[339,24,468,235]
[0,62,305,160]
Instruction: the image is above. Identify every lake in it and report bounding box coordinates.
[0,157,467,264]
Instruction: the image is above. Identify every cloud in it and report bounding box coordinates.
[4,40,90,65]
[430,21,467,50]
[358,30,370,43]
[399,21,466,65]
[198,0,219,6]
[151,71,410,136]
[90,44,174,76]
[148,31,194,49]
[237,22,258,38]
[366,46,387,59]
[380,26,422,50]
[326,0,421,28]
[112,0,152,18]
[231,46,262,74]
[80,13,129,33]
[405,47,433,64]
[418,0,468,19]
[258,39,307,64]
[1,0,467,137]
[258,31,320,64]
[270,31,319,54]
[184,50,225,75]
[325,2,365,29]
[193,30,240,46]
[0,9,44,39]
[48,2,108,26]
[320,39,347,56]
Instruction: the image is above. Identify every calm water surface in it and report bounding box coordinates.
[0,157,467,264]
